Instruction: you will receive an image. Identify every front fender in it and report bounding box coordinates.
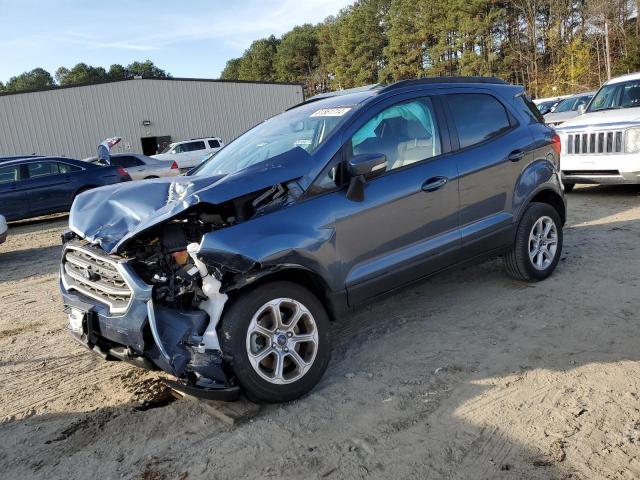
[196,202,340,291]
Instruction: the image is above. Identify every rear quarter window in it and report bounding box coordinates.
[447,93,513,149]
[518,94,545,123]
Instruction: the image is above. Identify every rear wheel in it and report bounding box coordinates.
[220,282,331,403]
[504,202,563,281]
[563,183,575,193]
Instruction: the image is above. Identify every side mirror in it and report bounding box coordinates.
[577,104,586,115]
[346,153,386,202]
[347,153,387,176]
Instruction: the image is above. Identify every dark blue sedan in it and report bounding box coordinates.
[0,156,131,221]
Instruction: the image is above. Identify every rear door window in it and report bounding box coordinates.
[57,163,82,173]
[446,94,513,148]
[26,162,61,178]
[0,165,20,184]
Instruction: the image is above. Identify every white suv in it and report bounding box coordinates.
[152,137,224,170]
[557,72,640,191]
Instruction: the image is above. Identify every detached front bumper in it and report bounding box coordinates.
[59,241,239,400]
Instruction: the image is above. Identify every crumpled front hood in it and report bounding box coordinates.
[69,176,220,253]
[69,151,309,254]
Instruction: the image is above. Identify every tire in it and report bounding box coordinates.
[563,183,575,193]
[220,281,331,403]
[504,202,563,282]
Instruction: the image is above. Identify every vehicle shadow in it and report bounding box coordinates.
[0,190,638,479]
[0,244,61,283]
[7,213,69,229]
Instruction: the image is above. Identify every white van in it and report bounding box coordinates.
[152,137,224,170]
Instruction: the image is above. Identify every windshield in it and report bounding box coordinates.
[588,80,640,112]
[553,98,576,113]
[160,143,175,154]
[191,102,350,176]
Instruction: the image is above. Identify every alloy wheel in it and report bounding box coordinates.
[528,215,558,270]
[245,298,319,385]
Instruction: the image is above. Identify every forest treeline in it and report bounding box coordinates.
[221,0,640,98]
[0,60,169,93]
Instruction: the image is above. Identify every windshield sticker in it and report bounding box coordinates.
[310,107,352,117]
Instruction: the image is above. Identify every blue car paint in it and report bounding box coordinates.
[60,79,565,392]
[0,156,130,221]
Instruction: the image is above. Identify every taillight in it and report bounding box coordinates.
[551,133,561,155]
[170,161,178,169]
[116,167,129,177]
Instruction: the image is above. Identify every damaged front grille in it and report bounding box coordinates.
[62,245,133,314]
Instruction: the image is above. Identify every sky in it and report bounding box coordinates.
[0,0,355,84]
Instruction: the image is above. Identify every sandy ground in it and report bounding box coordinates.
[1,186,639,480]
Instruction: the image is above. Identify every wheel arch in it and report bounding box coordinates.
[527,188,566,225]
[225,266,340,322]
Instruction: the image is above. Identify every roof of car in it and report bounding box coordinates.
[606,71,640,85]
[0,156,82,167]
[298,76,518,110]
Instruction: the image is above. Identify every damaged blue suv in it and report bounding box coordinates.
[60,77,565,403]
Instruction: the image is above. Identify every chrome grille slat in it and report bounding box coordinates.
[62,245,132,314]
[565,130,624,155]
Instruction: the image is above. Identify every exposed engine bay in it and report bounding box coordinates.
[122,181,299,303]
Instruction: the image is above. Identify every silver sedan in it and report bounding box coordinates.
[84,153,180,180]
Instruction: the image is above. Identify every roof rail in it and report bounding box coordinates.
[379,76,507,93]
[288,84,381,110]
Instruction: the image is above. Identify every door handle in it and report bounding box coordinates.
[422,176,448,192]
[508,150,525,162]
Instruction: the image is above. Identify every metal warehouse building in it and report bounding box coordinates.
[0,78,304,159]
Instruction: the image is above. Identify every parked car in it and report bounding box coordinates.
[557,72,640,191]
[60,77,565,403]
[84,153,180,180]
[534,95,571,115]
[152,137,224,170]
[0,156,131,221]
[535,99,560,115]
[0,214,7,244]
[544,92,594,126]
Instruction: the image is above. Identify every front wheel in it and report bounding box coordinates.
[220,282,331,403]
[504,202,563,281]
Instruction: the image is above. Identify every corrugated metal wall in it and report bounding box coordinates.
[0,79,304,159]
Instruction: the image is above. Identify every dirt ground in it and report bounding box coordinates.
[1,185,639,480]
